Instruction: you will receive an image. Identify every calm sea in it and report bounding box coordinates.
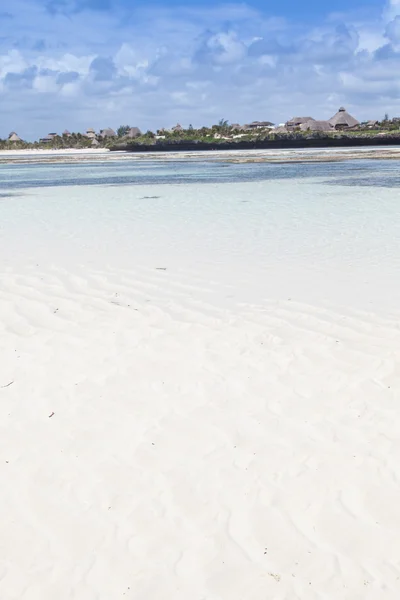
[1,157,400,311]
[0,157,400,190]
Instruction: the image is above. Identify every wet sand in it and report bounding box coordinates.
[1,146,400,165]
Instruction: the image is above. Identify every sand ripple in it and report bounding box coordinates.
[1,265,400,599]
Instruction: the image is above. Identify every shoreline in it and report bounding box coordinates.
[1,146,400,165]
[0,148,110,155]
[115,135,400,153]
[2,166,400,599]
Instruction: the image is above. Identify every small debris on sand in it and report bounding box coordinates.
[1,381,14,389]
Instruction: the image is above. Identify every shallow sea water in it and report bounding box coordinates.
[1,157,400,311]
[1,156,400,188]
[2,157,400,600]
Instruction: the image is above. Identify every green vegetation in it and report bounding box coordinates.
[2,117,400,151]
[117,125,130,137]
[0,132,115,150]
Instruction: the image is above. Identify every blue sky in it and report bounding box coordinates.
[1,0,399,139]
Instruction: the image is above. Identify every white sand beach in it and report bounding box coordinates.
[0,148,110,156]
[1,170,400,599]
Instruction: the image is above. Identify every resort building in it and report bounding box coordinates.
[126,127,142,138]
[8,132,22,142]
[299,120,334,133]
[230,124,248,132]
[85,128,96,139]
[39,133,58,143]
[246,121,275,130]
[271,126,289,134]
[99,128,117,138]
[361,120,379,129]
[328,107,359,130]
[286,116,315,129]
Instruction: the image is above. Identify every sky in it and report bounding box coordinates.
[1,0,400,139]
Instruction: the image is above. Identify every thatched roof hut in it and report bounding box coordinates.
[100,128,116,138]
[286,117,315,128]
[86,128,96,139]
[40,133,57,143]
[232,125,248,132]
[63,130,72,137]
[247,121,275,129]
[328,107,359,129]
[8,132,22,142]
[126,127,142,138]
[300,120,334,133]
[91,138,100,147]
[271,126,288,134]
[172,123,183,132]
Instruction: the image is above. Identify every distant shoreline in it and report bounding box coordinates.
[114,135,400,153]
[1,145,400,166]
[0,148,110,156]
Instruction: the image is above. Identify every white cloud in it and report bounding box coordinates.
[204,32,247,65]
[1,0,400,139]
[385,15,400,42]
[39,53,94,75]
[385,0,400,19]
[32,74,59,93]
[59,81,81,97]
[0,50,27,78]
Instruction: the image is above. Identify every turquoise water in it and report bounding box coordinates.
[1,158,400,189]
[1,157,400,310]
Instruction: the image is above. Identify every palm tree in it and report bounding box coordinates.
[117,125,130,137]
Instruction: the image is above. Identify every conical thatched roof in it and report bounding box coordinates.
[100,127,116,137]
[85,128,96,139]
[172,123,183,132]
[286,117,315,127]
[126,127,142,138]
[300,120,334,132]
[91,138,100,147]
[8,132,22,142]
[63,130,72,136]
[328,107,359,129]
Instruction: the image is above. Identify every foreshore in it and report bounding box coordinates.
[1,145,400,165]
[2,160,400,599]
